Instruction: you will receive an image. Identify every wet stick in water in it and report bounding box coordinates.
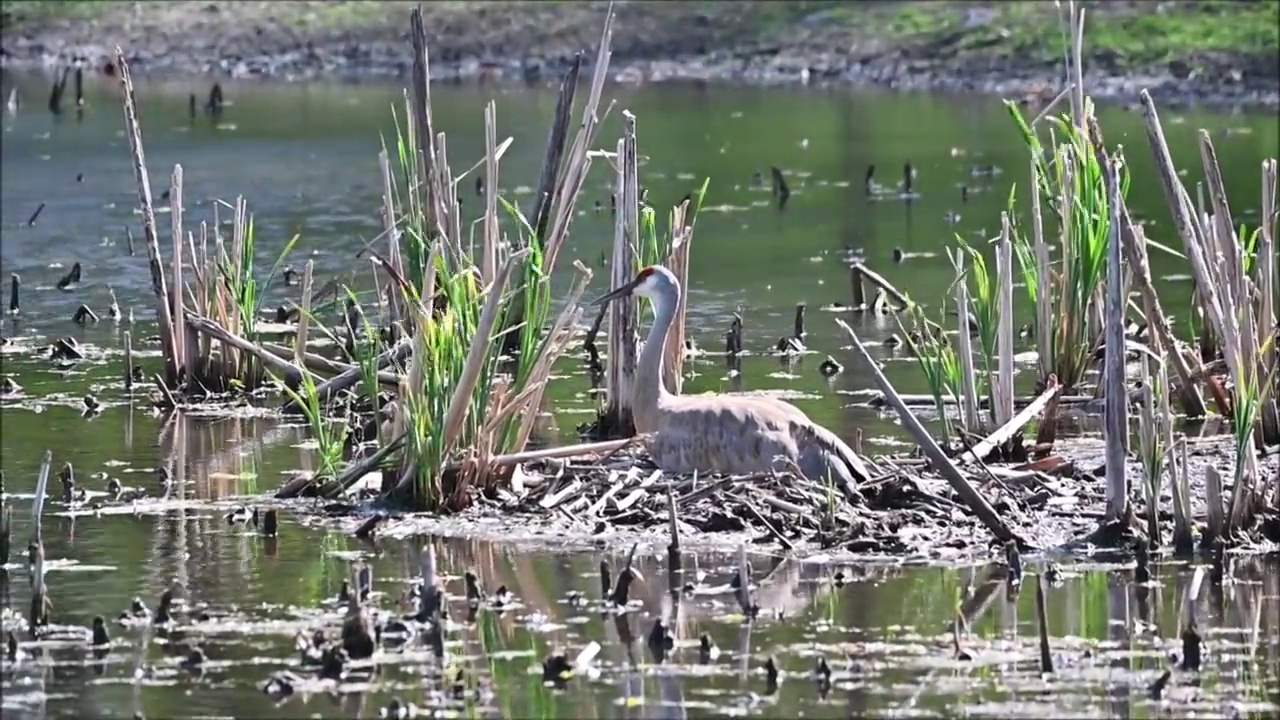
[666,478,682,591]
[849,264,867,311]
[770,166,790,210]
[598,560,612,607]
[7,273,18,315]
[1034,574,1053,673]
[417,544,441,623]
[610,543,638,608]
[71,304,98,326]
[25,203,45,227]
[28,451,53,634]
[56,262,82,290]
[734,545,757,619]
[1178,566,1205,672]
[1004,540,1023,594]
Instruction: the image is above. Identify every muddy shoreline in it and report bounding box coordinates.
[2,2,1277,110]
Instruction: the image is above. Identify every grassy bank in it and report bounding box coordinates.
[3,1,1276,89]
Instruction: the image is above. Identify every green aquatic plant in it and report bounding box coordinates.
[277,359,349,482]
[1005,101,1129,391]
[901,305,968,440]
[380,107,592,512]
[1226,332,1277,535]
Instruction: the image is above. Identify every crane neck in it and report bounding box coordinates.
[634,286,678,424]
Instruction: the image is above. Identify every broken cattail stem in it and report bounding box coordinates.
[170,165,187,377]
[770,166,791,210]
[993,213,1015,429]
[124,225,135,256]
[261,509,278,537]
[734,545,756,618]
[853,263,910,310]
[281,339,411,414]
[666,478,682,590]
[1170,435,1194,555]
[295,261,315,363]
[599,560,612,606]
[55,262,81,291]
[1035,574,1053,673]
[850,264,867,311]
[1102,157,1130,524]
[26,203,45,227]
[71,304,98,325]
[8,273,18,314]
[1004,540,1024,593]
[604,112,640,436]
[1204,465,1225,546]
[951,251,981,432]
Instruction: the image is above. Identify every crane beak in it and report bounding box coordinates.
[590,279,638,306]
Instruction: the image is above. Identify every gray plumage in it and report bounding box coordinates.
[597,266,868,503]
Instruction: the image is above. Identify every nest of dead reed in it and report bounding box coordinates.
[470,443,1081,558]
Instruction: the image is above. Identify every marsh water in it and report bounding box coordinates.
[1,70,1279,717]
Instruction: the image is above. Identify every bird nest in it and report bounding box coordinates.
[492,448,1011,558]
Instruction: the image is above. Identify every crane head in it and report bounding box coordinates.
[591,265,672,305]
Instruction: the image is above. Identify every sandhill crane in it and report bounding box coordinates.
[594,266,869,503]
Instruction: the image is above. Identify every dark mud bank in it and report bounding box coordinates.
[2,2,1277,109]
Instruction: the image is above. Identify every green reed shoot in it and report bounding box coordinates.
[1006,102,1128,390]
[343,286,385,439]
[276,360,349,481]
[901,305,967,439]
[1227,332,1277,532]
[216,210,299,337]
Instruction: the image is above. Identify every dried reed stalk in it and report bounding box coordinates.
[605,111,641,433]
[115,49,178,384]
[661,197,697,394]
[1102,157,1129,524]
[952,252,981,432]
[994,213,1015,429]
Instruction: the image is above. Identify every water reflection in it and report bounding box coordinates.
[3,513,1276,718]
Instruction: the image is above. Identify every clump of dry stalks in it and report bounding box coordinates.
[891,2,1279,551]
[112,3,669,512]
